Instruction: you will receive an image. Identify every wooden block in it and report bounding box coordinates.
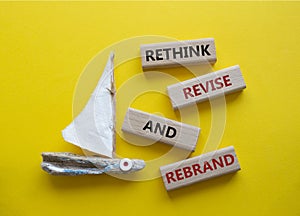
[140,38,216,70]
[167,65,246,109]
[121,108,200,151]
[160,146,240,191]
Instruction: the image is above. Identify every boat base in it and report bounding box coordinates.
[41,152,145,176]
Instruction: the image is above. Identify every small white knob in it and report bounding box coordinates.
[120,158,133,172]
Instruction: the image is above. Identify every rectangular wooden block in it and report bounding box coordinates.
[160,146,240,191]
[140,38,216,70]
[121,108,200,151]
[167,65,246,109]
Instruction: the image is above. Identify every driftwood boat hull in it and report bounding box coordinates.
[41,152,145,176]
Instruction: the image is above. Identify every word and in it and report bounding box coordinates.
[122,108,200,151]
[143,120,177,138]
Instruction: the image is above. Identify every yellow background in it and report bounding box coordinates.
[0,1,299,216]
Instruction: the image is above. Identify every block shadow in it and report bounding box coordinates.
[121,131,193,156]
[166,172,239,199]
[143,63,214,85]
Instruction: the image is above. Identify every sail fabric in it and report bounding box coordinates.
[62,53,116,158]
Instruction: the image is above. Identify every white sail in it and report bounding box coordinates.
[62,53,116,158]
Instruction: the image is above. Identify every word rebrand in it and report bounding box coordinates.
[160,146,241,190]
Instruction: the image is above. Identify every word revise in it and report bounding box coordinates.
[122,108,200,151]
[160,146,241,191]
[140,38,216,70]
[167,65,246,109]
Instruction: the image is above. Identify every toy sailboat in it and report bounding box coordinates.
[41,53,145,175]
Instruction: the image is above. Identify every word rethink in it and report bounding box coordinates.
[140,38,216,70]
[145,45,211,62]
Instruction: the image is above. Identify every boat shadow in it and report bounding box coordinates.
[41,172,131,191]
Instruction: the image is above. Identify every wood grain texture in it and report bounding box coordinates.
[160,146,240,191]
[140,38,216,70]
[121,108,200,151]
[167,65,246,109]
